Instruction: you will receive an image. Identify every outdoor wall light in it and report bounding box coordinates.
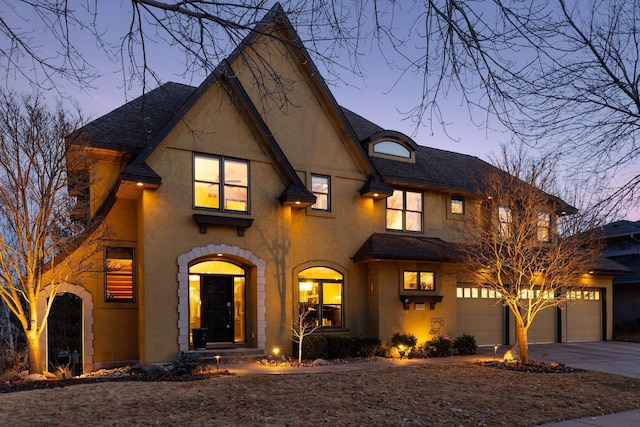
[214,355,221,371]
[403,298,410,310]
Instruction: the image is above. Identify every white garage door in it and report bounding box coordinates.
[457,287,504,345]
[566,289,602,342]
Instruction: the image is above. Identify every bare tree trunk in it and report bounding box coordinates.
[26,328,42,374]
[515,318,530,365]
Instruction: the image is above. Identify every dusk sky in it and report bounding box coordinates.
[3,1,637,220]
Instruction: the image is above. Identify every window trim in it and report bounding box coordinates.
[386,189,423,233]
[450,197,465,215]
[193,153,250,214]
[105,247,135,302]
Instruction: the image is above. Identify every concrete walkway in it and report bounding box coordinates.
[217,341,640,427]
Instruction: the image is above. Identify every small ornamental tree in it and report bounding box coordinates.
[292,305,319,364]
[461,147,602,365]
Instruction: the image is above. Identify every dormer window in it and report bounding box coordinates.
[373,140,411,158]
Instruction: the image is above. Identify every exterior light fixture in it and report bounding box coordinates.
[403,298,410,310]
[373,193,379,197]
[136,182,144,187]
[294,201,301,205]
[214,355,221,370]
[397,344,406,359]
[493,344,498,361]
[273,347,280,361]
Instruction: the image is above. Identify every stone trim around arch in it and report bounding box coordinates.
[38,282,94,373]
[177,244,266,353]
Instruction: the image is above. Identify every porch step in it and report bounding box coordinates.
[190,348,266,364]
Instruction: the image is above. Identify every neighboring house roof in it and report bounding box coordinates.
[601,220,640,239]
[590,256,636,276]
[353,233,463,263]
[608,255,640,284]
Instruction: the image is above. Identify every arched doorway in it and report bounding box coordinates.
[47,293,83,375]
[188,260,246,345]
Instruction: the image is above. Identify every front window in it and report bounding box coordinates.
[105,248,135,302]
[403,271,435,291]
[298,267,343,328]
[194,154,249,212]
[537,212,551,242]
[311,174,330,211]
[386,189,422,232]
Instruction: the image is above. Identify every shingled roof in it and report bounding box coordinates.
[68,82,195,153]
[352,233,464,263]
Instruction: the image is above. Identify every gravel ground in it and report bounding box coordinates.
[2,360,640,426]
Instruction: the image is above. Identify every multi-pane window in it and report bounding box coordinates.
[451,197,465,215]
[403,271,435,291]
[105,248,134,302]
[311,174,330,211]
[194,154,249,212]
[537,212,551,242]
[498,206,512,237]
[298,267,343,328]
[386,189,422,232]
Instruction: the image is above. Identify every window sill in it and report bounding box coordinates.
[192,214,254,236]
[399,294,443,310]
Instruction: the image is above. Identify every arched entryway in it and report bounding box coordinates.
[47,292,83,375]
[38,282,94,373]
[177,244,265,353]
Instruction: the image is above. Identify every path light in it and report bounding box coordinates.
[494,344,498,361]
[398,344,406,359]
[214,355,221,371]
[273,347,280,361]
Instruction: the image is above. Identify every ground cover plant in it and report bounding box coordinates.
[2,361,640,426]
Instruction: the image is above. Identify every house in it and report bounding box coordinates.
[600,220,640,339]
[43,4,618,372]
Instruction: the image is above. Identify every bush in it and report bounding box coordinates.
[0,341,26,374]
[171,352,202,376]
[423,336,453,357]
[300,335,380,360]
[453,334,478,356]
[390,333,418,348]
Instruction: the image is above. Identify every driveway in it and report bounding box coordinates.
[482,341,640,378]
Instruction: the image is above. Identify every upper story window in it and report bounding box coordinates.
[498,206,512,237]
[537,212,551,242]
[311,174,330,211]
[387,189,422,232]
[451,197,465,215]
[194,154,249,212]
[105,247,135,302]
[373,140,411,158]
[298,267,343,328]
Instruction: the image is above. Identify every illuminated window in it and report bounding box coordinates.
[403,271,435,291]
[451,198,465,215]
[498,206,512,237]
[311,174,330,211]
[194,154,249,212]
[537,212,551,242]
[373,140,411,158]
[105,248,134,302]
[387,189,422,232]
[298,267,343,328]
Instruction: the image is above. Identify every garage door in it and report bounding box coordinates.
[566,289,602,341]
[457,286,504,345]
[525,307,556,343]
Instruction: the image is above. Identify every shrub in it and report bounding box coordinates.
[390,333,418,349]
[171,352,202,376]
[453,334,478,356]
[0,342,26,374]
[423,336,453,357]
[300,335,380,360]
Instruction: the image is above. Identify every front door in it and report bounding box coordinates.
[201,276,233,342]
